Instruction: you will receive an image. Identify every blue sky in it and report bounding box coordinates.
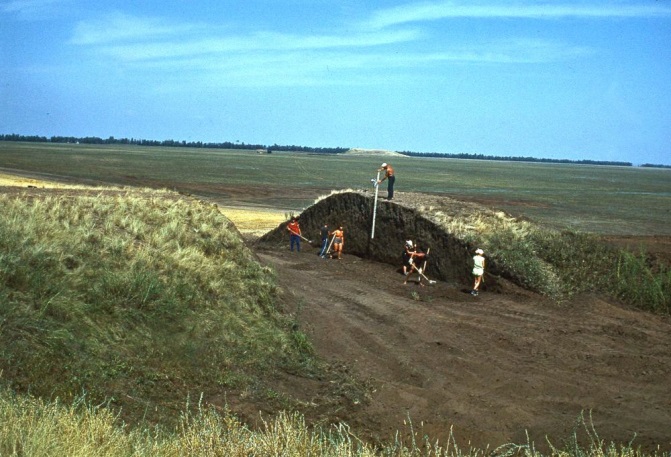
[2,1,670,165]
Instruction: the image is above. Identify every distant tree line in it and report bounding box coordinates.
[401,151,634,167]
[0,134,348,155]
[640,163,671,169]
[266,143,349,154]
[2,133,667,167]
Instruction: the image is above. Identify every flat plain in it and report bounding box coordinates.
[1,141,669,236]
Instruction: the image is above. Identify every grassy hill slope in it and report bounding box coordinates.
[0,188,320,426]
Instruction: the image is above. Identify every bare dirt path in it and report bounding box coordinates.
[254,241,671,451]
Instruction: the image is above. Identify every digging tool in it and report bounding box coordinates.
[404,259,432,286]
[288,229,312,244]
[419,271,436,285]
[322,233,336,258]
[405,248,436,285]
[318,233,331,257]
[420,248,436,284]
[419,248,437,285]
[421,248,430,274]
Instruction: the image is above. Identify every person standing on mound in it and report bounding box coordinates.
[377,162,395,200]
[471,248,485,296]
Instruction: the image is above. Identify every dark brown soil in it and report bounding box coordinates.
[249,190,671,452]
[252,240,671,452]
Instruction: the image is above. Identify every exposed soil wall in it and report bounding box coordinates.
[258,191,499,289]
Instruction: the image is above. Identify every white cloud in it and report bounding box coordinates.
[64,6,598,89]
[69,12,201,45]
[1,0,66,20]
[366,1,671,29]
[92,29,422,62]
[101,36,592,90]
[70,12,421,49]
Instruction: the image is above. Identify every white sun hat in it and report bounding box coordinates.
[381,163,387,167]
[475,248,484,254]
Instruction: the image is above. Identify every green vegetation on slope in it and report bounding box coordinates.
[0,189,315,425]
[420,199,671,312]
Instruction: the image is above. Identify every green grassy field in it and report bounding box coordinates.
[1,141,670,235]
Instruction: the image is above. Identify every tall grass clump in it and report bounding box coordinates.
[490,228,669,312]
[423,199,670,312]
[613,250,671,313]
[0,190,315,426]
[0,390,664,457]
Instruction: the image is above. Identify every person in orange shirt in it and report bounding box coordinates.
[331,226,344,259]
[377,163,395,200]
[287,217,302,252]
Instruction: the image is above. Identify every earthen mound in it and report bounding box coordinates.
[258,191,503,290]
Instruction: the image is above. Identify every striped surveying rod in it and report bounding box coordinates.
[371,170,381,239]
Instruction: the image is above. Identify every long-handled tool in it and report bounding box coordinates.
[288,229,312,244]
[318,234,331,257]
[419,271,436,285]
[421,248,430,274]
[371,170,381,239]
[419,248,437,285]
[322,233,336,258]
[405,248,436,285]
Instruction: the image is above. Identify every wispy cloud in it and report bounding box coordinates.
[1,0,67,20]
[69,12,201,45]
[70,12,422,60]
[66,6,596,89]
[94,29,422,62]
[67,12,425,87]
[366,1,671,29]
[98,37,592,90]
[70,10,423,50]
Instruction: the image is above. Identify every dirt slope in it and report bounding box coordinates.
[253,240,671,451]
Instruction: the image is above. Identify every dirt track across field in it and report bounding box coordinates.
[253,240,671,451]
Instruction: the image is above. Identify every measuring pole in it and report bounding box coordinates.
[371,170,381,239]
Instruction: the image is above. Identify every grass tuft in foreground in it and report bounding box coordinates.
[0,390,664,457]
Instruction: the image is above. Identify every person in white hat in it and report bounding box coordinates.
[471,248,485,296]
[402,240,414,275]
[377,162,395,200]
[403,241,428,286]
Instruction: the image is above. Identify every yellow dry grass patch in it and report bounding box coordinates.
[0,172,86,189]
[218,206,285,236]
[0,170,282,236]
